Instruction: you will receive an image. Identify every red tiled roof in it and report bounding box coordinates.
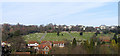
[104,40,110,42]
[28,41,39,44]
[38,44,51,49]
[15,52,30,54]
[95,27,99,28]
[2,41,7,43]
[99,36,110,42]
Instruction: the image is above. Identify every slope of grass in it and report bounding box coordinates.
[70,32,115,40]
[96,33,115,38]
[22,32,115,43]
[41,32,72,41]
[70,32,95,40]
[22,33,44,43]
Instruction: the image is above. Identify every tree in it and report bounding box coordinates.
[57,31,59,36]
[80,32,83,36]
[103,29,109,34]
[72,38,77,47]
[111,39,116,47]
[112,33,118,44]
[14,30,20,36]
[85,27,95,32]
[61,34,64,36]
[90,34,97,42]
[95,33,98,36]
[95,31,100,36]
[84,40,90,48]
[2,46,11,56]
[89,39,94,51]
[96,30,100,34]
[7,36,27,52]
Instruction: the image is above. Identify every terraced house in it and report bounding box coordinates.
[38,41,52,54]
[53,41,65,47]
[27,41,39,49]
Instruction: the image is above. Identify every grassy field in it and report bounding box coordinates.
[70,32,115,40]
[41,32,72,41]
[96,33,115,38]
[70,32,95,40]
[22,32,115,43]
[22,33,44,43]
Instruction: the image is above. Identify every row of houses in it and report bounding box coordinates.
[99,25,117,30]
[1,41,65,54]
[54,25,117,30]
[1,36,112,54]
[28,41,65,54]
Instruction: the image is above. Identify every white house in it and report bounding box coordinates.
[1,41,11,47]
[99,25,106,30]
[53,41,65,47]
[28,41,39,49]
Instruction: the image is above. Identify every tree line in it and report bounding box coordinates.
[2,23,119,41]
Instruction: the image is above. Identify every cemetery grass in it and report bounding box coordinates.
[22,32,115,43]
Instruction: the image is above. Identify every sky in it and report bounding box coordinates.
[1,2,118,26]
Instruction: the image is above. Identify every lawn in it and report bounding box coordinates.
[22,33,44,43]
[41,32,72,41]
[22,32,73,43]
[70,32,95,40]
[96,33,115,38]
[70,32,115,41]
[22,32,115,43]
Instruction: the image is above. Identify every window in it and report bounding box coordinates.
[46,48,49,51]
[45,52,48,54]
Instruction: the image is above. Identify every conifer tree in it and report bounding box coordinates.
[72,38,77,47]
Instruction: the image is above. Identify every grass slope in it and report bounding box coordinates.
[41,32,72,41]
[22,32,115,43]
[22,33,44,43]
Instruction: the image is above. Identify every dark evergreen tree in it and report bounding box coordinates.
[96,30,100,34]
[72,38,77,47]
[95,33,98,36]
[2,46,11,56]
[14,30,21,36]
[113,33,118,43]
[57,31,59,36]
[89,39,94,51]
[61,34,63,36]
[80,32,83,36]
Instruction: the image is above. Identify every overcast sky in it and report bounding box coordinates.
[1,2,118,26]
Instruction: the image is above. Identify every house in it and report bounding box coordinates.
[53,41,65,47]
[83,26,86,31]
[55,25,59,28]
[99,36,111,43]
[27,41,39,49]
[41,41,52,46]
[1,41,7,47]
[99,25,106,30]
[109,26,117,30]
[1,41,11,47]
[95,27,100,30]
[76,40,82,45]
[38,42,52,54]
[68,25,73,29]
